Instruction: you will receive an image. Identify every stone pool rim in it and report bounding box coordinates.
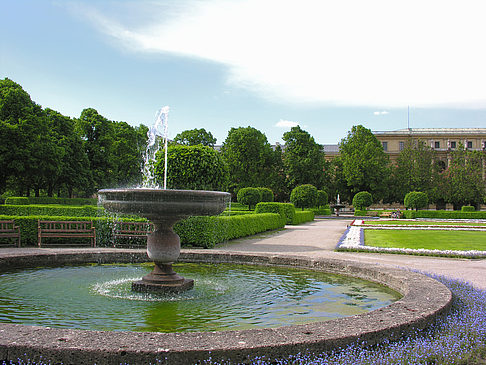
[0,248,452,365]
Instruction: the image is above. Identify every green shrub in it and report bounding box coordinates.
[404,191,429,211]
[290,184,318,210]
[292,211,314,224]
[310,207,331,216]
[316,190,328,208]
[352,191,373,210]
[237,187,262,210]
[5,197,97,205]
[257,187,274,202]
[354,209,368,216]
[402,210,486,219]
[0,204,104,217]
[281,203,296,224]
[461,205,475,212]
[255,202,286,222]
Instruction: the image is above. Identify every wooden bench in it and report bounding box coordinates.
[379,211,393,218]
[0,220,21,247]
[38,220,96,248]
[113,221,153,247]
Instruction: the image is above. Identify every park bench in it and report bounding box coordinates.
[0,220,21,247]
[38,220,96,248]
[379,211,393,218]
[112,221,153,247]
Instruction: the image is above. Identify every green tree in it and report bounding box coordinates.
[155,145,228,191]
[316,190,328,208]
[257,187,274,202]
[221,127,275,194]
[174,128,216,147]
[404,191,429,210]
[282,126,327,191]
[290,184,318,210]
[352,191,373,210]
[237,187,262,210]
[339,125,390,200]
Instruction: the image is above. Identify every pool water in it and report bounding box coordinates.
[0,263,400,332]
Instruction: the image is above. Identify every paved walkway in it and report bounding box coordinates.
[216,218,486,289]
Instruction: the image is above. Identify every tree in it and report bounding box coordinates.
[339,125,390,200]
[221,127,275,194]
[404,191,429,210]
[316,190,328,208]
[237,187,262,210]
[282,126,327,191]
[290,184,318,210]
[174,128,216,147]
[352,191,373,210]
[154,145,228,191]
[257,187,274,202]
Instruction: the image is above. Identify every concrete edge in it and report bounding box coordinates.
[0,248,453,365]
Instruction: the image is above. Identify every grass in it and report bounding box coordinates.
[362,220,486,227]
[364,229,486,251]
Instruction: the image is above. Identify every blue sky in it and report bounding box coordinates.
[1,0,486,145]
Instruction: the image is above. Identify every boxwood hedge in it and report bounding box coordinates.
[0,205,104,217]
[402,210,486,219]
[5,197,97,205]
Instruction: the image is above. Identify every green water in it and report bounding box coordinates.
[0,263,400,332]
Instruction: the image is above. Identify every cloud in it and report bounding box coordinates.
[71,0,486,108]
[275,119,299,128]
[373,111,389,116]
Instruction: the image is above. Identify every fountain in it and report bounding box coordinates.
[99,107,230,292]
[332,194,346,216]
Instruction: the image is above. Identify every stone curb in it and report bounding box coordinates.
[0,249,452,365]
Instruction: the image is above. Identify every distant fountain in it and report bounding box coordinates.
[100,107,230,292]
[332,194,345,216]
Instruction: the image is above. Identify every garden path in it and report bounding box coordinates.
[215,218,486,289]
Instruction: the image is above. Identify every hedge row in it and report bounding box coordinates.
[292,211,315,224]
[5,197,98,206]
[254,202,297,224]
[0,205,104,217]
[310,207,332,216]
[354,209,368,216]
[0,213,285,249]
[402,210,486,219]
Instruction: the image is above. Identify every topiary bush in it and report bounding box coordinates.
[461,205,475,212]
[290,184,318,211]
[404,191,429,211]
[237,187,262,210]
[292,210,314,224]
[316,190,328,208]
[352,191,373,210]
[255,202,286,223]
[257,187,274,202]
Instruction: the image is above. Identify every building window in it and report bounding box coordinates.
[399,141,405,151]
[467,141,473,149]
[434,141,440,149]
[382,141,388,151]
[450,141,456,149]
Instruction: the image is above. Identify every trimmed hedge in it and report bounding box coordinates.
[402,210,486,219]
[255,202,286,220]
[5,197,97,205]
[461,206,475,212]
[0,212,285,248]
[292,211,314,225]
[176,213,285,248]
[310,207,331,216]
[0,205,104,217]
[354,209,368,216]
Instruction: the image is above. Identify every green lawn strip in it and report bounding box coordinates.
[364,229,486,251]
[362,220,486,227]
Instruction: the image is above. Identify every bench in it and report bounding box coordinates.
[0,220,21,247]
[379,211,393,218]
[113,221,153,247]
[38,220,96,248]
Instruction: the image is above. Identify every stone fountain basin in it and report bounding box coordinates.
[98,188,230,221]
[0,249,452,365]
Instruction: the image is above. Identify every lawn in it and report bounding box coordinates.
[364,229,486,251]
[362,220,486,227]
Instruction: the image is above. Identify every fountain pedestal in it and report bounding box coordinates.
[98,188,230,293]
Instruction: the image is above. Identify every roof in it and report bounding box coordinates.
[373,128,486,136]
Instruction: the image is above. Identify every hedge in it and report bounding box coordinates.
[255,202,287,221]
[5,197,97,206]
[0,213,285,249]
[354,209,368,216]
[292,211,314,225]
[461,206,475,212]
[402,210,486,219]
[0,205,104,217]
[310,207,331,216]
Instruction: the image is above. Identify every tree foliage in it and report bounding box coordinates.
[290,184,318,210]
[237,187,262,210]
[339,125,390,200]
[174,128,216,147]
[154,145,228,191]
[352,191,373,210]
[257,187,274,202]
[316,190,328,208]
[404,191,429,210]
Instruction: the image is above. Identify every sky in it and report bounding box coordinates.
[1,0,486,145]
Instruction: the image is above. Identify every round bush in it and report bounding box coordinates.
[316,190,328,208]
[237,187,262,210]
[290,184,318,210]
[404,191,429,211]
[352,191,373,210]
[257,187,274,202]
[461,205,475,212]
